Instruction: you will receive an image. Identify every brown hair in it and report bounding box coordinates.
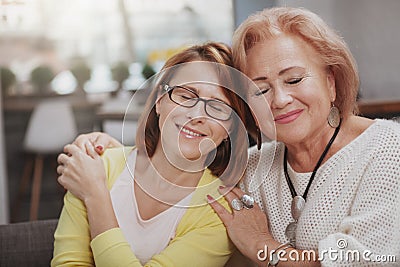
[135,42,248,181]
[232,7,359,118]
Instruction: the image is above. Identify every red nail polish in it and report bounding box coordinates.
[95,145,104,151]
[206,194,214,201]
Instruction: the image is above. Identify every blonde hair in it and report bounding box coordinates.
[232,7,359,117]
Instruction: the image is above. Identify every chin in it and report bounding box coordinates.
[177,144,200,158]
[182,147,216,161]
[276,128,300,143]
[278,133,306,145]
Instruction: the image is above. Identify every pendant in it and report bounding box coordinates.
[291,195,305,220]
[285,221,297,245]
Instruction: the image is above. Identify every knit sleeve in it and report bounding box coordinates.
[319,122,400,266]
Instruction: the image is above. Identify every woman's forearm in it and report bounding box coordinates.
[84,187,119,240]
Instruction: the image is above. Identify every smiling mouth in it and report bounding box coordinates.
[177,125,206,138]
[274,109,303,124]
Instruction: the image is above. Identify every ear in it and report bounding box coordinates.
[326,69,336,102]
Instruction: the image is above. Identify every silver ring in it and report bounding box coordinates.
[241,194,255,209]
[231,198,244,211]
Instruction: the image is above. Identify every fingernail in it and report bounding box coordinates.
[218,186,227,193]
[206,194,214,202]
[95,145,104,151]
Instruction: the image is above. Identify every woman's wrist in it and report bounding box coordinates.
[84,187,119,239]
[83,185,110,208]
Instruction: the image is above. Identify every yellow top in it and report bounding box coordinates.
[51,147,234,267]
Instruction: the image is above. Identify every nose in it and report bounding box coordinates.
[186,100,207,123]
[270,86,293,109]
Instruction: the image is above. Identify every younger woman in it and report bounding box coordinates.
[52,42,249,267]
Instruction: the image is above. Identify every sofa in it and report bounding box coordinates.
[0,219,253,266]
[0,219,58,267]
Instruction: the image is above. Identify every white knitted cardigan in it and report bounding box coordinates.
[240,119,400,266]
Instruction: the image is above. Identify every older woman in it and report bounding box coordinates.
[209,7,400,266]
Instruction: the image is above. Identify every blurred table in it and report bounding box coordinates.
[94,96,145,145]
[357,99,400,119]
[3,94,103,134]
[95,98,145,132]
[96,108,143,122]
[3,94,102,112]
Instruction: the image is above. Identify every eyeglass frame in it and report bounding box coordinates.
[162,84,234,121]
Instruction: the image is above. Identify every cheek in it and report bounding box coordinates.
[158,106,177,132]
[293,79,327,107]
[305,86,331,110]
[158,101,180,120]
[247,97,276,139]
[306,75,333,100]
[211,121,230,141]
[248,97,272,122]
[157,115,167,135]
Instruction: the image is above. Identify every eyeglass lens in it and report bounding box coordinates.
[168,85,232,121]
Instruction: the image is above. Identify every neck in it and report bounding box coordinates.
[285,123,340,173]
[136,146,204,189]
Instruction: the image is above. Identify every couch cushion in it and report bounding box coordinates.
[0,219,58,267]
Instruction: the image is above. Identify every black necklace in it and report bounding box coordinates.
[284,120,341,246]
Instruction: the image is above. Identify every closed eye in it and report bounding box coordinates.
[179,94,195,100]
[286,77,303,85]
[255,88,270,96]
[208,100,230,112]
[208,104,223,112]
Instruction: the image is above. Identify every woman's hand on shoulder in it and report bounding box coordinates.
[57,142,108,203]
[73,132,123,155]
[208,187,273,264]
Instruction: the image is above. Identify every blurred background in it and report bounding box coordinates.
[0,0,399,224]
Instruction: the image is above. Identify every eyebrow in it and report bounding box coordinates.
[251,66,303,82]
[180,84,198,93]
[180,84,230,104]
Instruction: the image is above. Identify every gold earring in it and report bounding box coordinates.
[328,103,340,128]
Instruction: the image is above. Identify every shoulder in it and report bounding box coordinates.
[247,141,283,164]
[354,119,400,182]
[180,169,231,227]
[352,120,400,207]
[361,119,400,152]
[373,119,400,137]
[242,142,283,189]
[190,169,229,210]
[370,119,400,154]
[102,146,134,162]
[102,146,135,188]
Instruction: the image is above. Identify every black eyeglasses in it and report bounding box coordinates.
[162,84,233,121]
